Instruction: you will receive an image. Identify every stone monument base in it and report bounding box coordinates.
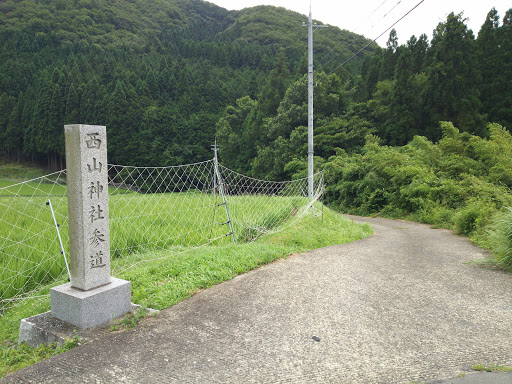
[18,304,158,347]
[50,277,131,329]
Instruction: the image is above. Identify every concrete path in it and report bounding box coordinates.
[2,216,512,384]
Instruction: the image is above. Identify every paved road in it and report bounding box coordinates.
[2,216,512,383]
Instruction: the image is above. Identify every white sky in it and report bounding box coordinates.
[205,0,511,46]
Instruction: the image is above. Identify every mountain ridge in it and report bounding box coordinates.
[0,0,376,168]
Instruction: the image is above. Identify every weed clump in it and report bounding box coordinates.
[488,208,512,270]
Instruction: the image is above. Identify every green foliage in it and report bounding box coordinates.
[349,10,511,147]
[223,5,377,67]
[472,364,512,372]
[323,123,512,252]
[427,13,485,135]
[454,200,494,236]
[242,8,512,188]
[110,307,151,331]
[258,48,291,117]
[216,96,260,174]
[0,332,80,377]
[242,72,351,179]
[488,208,512,270]
[477,8,512,128]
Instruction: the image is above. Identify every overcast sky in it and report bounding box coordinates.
[205,0,511,46]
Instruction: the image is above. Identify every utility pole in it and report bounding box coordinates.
[302,2,327,199]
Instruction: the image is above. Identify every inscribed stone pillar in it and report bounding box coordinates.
[65,124,111,291]
[49,124,130,330]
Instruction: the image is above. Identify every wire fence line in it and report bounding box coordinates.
[0,160,324,315]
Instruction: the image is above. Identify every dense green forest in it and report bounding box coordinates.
[217,9,512,180]
[212,7,512,267]
[0,0,376,168]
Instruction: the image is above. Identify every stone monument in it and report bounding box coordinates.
[49,124,131,329]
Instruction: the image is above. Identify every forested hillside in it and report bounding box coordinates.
[0,0,376,169]
[212,7,512,266]
[217,10,512,180]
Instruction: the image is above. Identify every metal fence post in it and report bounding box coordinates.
[46,199,71,281]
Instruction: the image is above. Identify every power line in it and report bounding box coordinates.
[317,0,425,84]
[383,0,403,18]
[315,0,408,75]
[315,0,393,73]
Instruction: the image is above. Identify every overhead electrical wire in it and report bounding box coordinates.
[382,0,403,18]
[315,0,409,74]
[314,0,393,73]
[295,0,424,88]
[317,0,426,84]
[298,0,400,88]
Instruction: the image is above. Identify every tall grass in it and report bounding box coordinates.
[109,192,231,259]
[1,186,315,309]
[0,195,69,303]
[227,195,308,240]
[488,208,512,270]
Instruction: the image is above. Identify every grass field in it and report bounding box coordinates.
[0,204,372,377]
[0,179,316,311]
[0,177,67,196]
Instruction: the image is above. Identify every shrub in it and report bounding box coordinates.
[488,208,512,269]
[454,204,481,236]
[322,122,512,267]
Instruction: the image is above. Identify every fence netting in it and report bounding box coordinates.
[0,160,324,315]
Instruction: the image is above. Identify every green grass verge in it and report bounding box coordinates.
[114,206,372,310]
[0,337,80,376]
[0,205,372,377]
[0,191,305,304]
[472,364,512,372]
